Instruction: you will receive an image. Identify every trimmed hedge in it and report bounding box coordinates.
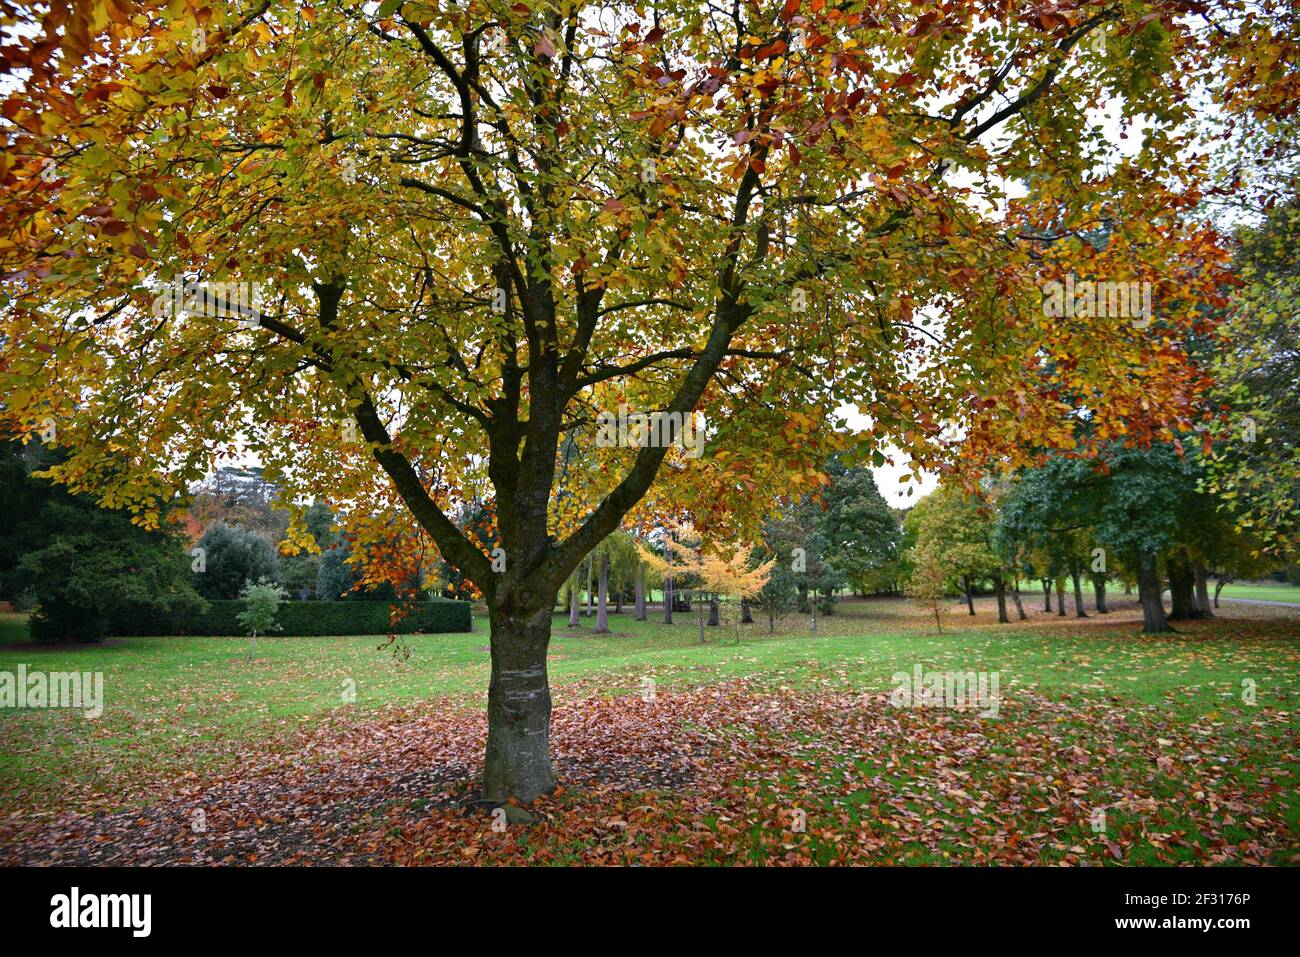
[126,598,472,637]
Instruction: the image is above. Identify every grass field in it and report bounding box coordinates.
[1,596,1297,865]
[1215,582,1300,604]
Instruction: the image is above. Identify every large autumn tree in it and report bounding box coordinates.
[1,0,1291,801]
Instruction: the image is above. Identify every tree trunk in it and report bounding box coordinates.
[1091,574,1108,613]
[697,593,706,644]
[708,595,719,626]
[962,575,975,615]
[592,553,610,634]
[994,573,1009,624]
[1193,561,1213,618]
[634,568,646,620]
[568,584,580,627]
[741,598,753,624]
[1055,578,1066,616]
[1213,576,1230,609]
[584,556,593,616]
[663,576,673,624]
[1136,550,1172,633]
[1167,552,1200,620]
[1011,582,1028,620]
[1042,578,1052,612]
[1070,569,1087,618]
[483,605,556,803]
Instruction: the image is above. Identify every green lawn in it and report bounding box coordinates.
[1215,582,1300,604]
[2,600,1297,865]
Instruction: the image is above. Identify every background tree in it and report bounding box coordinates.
[697,545,774,644]
[237,578,286,662]
[905,543,948,634]
[905,483,999,616]
[0,439,204,642]
[1207,196,1300,560]
[819,458,900,596]
[316,533,362,601]
[193,522,281,601]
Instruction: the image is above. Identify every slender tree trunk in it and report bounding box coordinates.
[567,584,580,627]
[1055,578,1066,616]
[634,567,646,620]
[1011,582,1028,620]
[1193,561,1213,618]
[1042,578,1052,612]
[1136,550,1172,633]
[698,593,706,644]
[962,575,975,615]
[994,573,1009,623]
[1070,569,1087,618]
[741,598,753,624]
[663,576,673,624]
[592,553,610,634]
[1213,576,1230,609]
[584,556,593,616]
[483,604,556,803]
[708,595,719,626]
[1091,574,1108,613]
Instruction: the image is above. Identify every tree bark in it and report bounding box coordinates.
[592,553,610,634]
[1055,578,1066,616]
[962,575,975,615]
[1042,578,1052,612]
[483,604,556,803]
[1070,569,1087,618]
[567,584,579,627]
[634,567,646,620]
[1136,550,1172,633]
[708,595,719,626]
[584,556,593,616]
[663,575,673,624]
[741,597,753,624]
[1193,561,1213,618]
[1091,574,1108,613]
[994,573,1009,623]
[1167,552,1200,620]
[1011,582,1028,620]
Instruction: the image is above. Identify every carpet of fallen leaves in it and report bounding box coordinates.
[2,671,1295,866]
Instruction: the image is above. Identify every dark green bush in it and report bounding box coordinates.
[128,597,472,636]
[192,522,280,600]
